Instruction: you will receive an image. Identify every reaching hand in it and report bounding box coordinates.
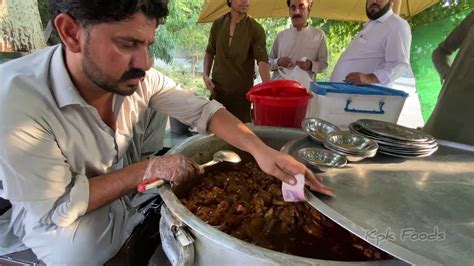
[252,146,335,197]
[278,57,293,68]
[203,75,215,93]
[295,59,312,71]
[143,154,202,185]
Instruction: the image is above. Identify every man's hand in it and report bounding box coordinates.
[143,154,202,185]
[252,146,335,197]
[295,59,312,71]
[277,57,293,68]
[203,75,215,93]
[344,72,379,85]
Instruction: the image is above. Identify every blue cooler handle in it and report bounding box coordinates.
[344,99,385,114]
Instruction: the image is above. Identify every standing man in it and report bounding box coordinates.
[269,0,328,81]
[330,0,411,87]
[203,0,271,123]
[424,11,474,145]
[0,0,332,264]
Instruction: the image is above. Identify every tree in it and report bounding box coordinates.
[0,0,46,52]
[151,0,210,78]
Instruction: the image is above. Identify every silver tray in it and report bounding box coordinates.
[282,136,474,266]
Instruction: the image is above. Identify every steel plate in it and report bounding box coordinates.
[356,119,433,142]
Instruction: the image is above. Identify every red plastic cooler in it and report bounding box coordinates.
[246,80,312,128]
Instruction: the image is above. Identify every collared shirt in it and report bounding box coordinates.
[0,45,223,229]
[206,12,268,92]
[269,25,328,80]
[330,10,412,86]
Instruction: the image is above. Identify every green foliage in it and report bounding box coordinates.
[151,0,210,67]
[154,65,210,97]
[409,0,473,28]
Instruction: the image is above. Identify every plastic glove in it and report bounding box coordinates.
[143,154,202,185]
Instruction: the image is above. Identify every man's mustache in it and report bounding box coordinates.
[369,4,380,10]
[292,14,303,19]
[120,68,146,81]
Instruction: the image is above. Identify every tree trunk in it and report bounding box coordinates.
[0,0,46,52]
[191,55,196,79]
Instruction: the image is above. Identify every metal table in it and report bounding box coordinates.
[282,136,474,265]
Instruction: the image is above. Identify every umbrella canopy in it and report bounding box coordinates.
[197,0,439,23]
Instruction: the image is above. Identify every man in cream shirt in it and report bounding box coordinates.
[330,0,411,87]
[269,0,328,81]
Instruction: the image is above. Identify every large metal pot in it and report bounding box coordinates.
[158,126,404,265]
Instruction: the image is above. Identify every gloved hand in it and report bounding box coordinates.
[143,154,202,185]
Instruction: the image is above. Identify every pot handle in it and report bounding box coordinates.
[160,206,195,266]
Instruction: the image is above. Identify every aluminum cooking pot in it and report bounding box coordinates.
[158,126,404,266]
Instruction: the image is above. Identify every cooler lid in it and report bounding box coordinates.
[311,82,408,97]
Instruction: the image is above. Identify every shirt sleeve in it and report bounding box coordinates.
[311,32,329,74]
[432,11,474,79]
[0,99,89,227]
[269,33,280,71]
[373,20,411,85]
[145,69,224,135]
[251,21,269,64]
[206,21,218,56]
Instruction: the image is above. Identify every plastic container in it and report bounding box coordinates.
[308,82,408,130]
[246,80,312,128]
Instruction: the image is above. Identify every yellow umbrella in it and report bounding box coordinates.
[197,0,439,23]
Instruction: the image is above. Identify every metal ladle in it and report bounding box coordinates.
[199,150,241,169]
[138,150,241,192]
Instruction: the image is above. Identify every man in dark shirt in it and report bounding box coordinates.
[424,11,474,145]
[203,0,270,123]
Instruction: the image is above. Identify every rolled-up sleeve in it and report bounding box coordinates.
[145,69,224,134]
[373,21,411,85]
[0,112,89,227]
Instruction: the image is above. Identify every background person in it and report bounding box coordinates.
[423,11,474,145]
[202,0,271,123]
[269,0,328,81]
[330,0,411,87]
[0,0,333,264]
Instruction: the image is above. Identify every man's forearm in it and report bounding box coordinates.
[432,46,452,79]
[203,52,214,77]
[87,160,147,213]
[208,109,267,156]
[258,61,271,82]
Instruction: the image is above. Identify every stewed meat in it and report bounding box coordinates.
[180,162,391,261]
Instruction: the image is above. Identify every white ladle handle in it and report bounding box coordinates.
[200,160,219,168]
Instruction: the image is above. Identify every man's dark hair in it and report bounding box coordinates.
[287,0,312,8]
[49,0,169,28]
[227,0,231,8]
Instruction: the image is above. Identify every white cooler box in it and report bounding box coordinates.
[308,82,408,129]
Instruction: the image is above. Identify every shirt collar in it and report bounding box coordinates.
[49,45,89,108]
[374,9,393,23]
[290,23,309,32]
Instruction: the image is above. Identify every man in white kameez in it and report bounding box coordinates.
[269,0,328,81]
[330,0,411,87]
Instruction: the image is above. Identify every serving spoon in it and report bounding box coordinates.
[137,150,241,192]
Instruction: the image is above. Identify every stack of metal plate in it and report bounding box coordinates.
[349,119,438,158]
[323,131,379,162]
[301,117,341,143]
